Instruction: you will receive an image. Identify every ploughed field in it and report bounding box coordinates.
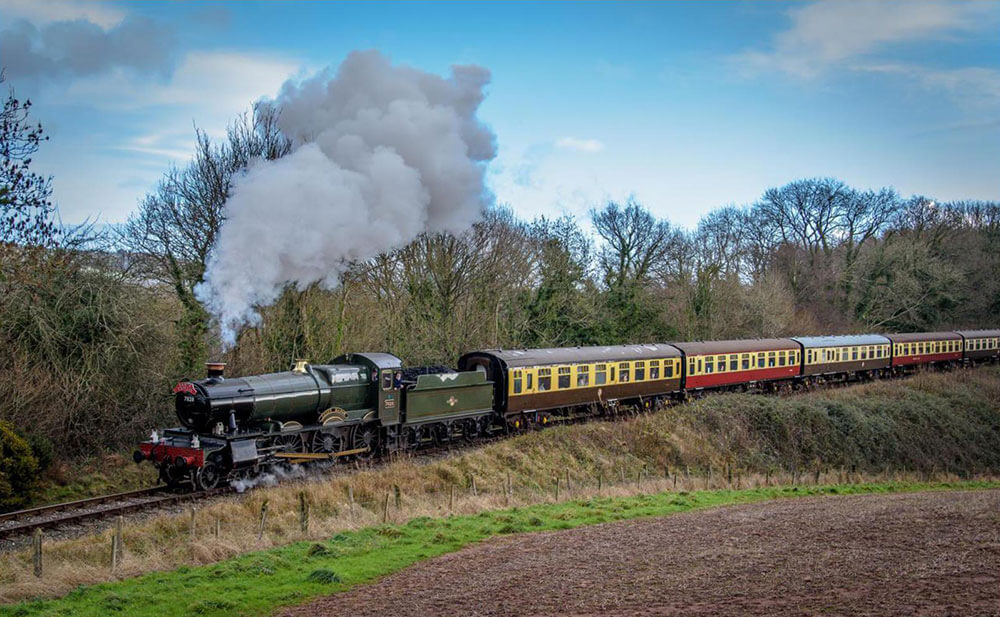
[283,490,1000,617]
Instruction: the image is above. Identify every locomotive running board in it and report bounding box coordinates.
[273,446,370,463]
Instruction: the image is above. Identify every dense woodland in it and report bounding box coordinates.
[2,87,999,469]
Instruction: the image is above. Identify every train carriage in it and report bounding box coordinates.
[886,332,963,368]
[671,339,800,391]
[458,345,683,421]
[792,334,891,379]
[954,329,1000,363]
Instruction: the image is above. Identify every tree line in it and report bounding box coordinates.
[2,85,998,464]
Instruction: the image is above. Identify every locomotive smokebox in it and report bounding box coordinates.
[206,362,226,379]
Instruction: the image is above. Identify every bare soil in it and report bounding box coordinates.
[283,490,1000,617]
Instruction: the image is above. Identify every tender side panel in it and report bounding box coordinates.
[404,372,494,423]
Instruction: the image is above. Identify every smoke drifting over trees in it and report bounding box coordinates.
[195,50,497,343]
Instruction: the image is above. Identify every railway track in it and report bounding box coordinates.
[0,486,233,541]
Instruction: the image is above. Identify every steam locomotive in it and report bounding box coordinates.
[135,329,1000,490]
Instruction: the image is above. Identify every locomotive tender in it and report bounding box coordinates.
[136,329,1000,490]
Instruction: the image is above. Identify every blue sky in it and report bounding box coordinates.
[2,0,998,229]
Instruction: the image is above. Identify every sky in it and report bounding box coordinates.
[1,0,998,230]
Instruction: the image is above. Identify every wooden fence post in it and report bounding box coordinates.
[554,477,560,501]
[471,475,478,496]
[214,518,221,538]
[299,491,310,533]
[598,471,603,492]
[348,484,355,518]
[814,469,820,485]
[111,515,123,572]
[727,463,732,488]
[189,508,196,540]
[619,466,626,484]
[449,484,455,512]
[32,528,42,578]
[506,471,512,501]
[382,492,390,523]
[393,485,401,509]
[565,469,571,493]
[258,500,269,541]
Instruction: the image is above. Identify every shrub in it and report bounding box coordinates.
[0,421,40,511]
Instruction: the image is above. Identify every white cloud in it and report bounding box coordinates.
[555,137,605,153]
[854,63,1000,106]
[0,0,124,28]
[738,1,996,78]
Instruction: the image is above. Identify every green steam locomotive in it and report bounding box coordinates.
[135,353,494,490]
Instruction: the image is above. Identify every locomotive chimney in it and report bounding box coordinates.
[206,362,226,379]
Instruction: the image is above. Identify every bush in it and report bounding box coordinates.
[0,420,40,511]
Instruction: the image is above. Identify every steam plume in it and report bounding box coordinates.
[196,50,496,344]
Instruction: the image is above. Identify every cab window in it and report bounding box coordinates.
[382,371,394,390]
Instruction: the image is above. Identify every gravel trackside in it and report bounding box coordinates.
[282,489,1000,617]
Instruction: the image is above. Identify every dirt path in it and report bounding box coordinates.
[282,490,1000,617]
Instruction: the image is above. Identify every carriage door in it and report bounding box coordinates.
[379,369,400,426]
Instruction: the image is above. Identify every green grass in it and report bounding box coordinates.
[3,481,996,617]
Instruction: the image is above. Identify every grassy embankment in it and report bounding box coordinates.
[3,480,999,617]
[1,366,998,608]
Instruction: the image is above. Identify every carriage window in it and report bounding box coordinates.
[860,347,866,360]
[634,361,646,381]
[776,351,785,366]
[757,353,765,368]
[558,366,571,389]
[619,362,630,382]
[538,368,551,391]
[577,365,590,387]
[649,360,660,380]
[513,371,523,394]
[705,357,714,374]
[665,361,674,378]
[767,352,776,367]
[595,364,607,385]
[729,356,739,371]
[689,359,696,375]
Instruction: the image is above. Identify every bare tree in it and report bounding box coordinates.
[591,198,680,289]
[120,104,291,374]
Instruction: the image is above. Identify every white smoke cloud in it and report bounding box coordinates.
[196,50,496,344]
